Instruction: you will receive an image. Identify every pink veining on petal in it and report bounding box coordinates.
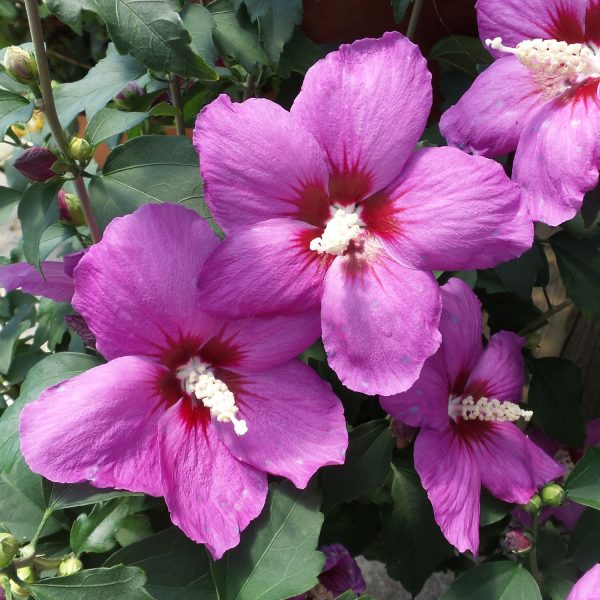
[585,0,600,44]
[546,1,586,42]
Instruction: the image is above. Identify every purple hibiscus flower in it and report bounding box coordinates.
[192,31,533,397]
[380,278,563,554]
[19,204,348,559]
[0,259,75,303]
[568,564,600,600]
[440,0,600,226]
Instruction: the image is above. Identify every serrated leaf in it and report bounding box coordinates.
[85,108,149,145]
[89,0,218,80]
[565,447,600,510]
[26,565,153,600]
[44,480,139,511]
[0,90,34,135]
[211,480,324,600]
[106,527,216,600]
[441,561,542,600]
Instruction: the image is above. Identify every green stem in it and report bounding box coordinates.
[73,176,101,243]
[242,73,256,101]
[529,512,542,585]
[168,75,185,136]
[518,300,573,336]
[29,508,53,550]
[406,0,426,41]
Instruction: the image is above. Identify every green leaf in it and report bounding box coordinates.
[391,0,413,22]
[496,244,548,301]
[480,491,512,527]
[545,577,574,600]
[441,561,542,600]
[336,594,374,600]
[89,0,218,80]
[278,28,324,77]
[44,480,138,511]
[429,35,493,76]
[43,0,93,34]
[381,465,451,595]
[321,420,393,511]
[89,135,207,231]
[0,186,22,224]
[54,44,146,126]
[26,565,153,600]
[33,300,71,351]
[551,231,600,318]
[0,90,34,135]
[106,527,216,600]
[85,108,149,146]
[0,301,35,374]
[565,447,600,510]
[0,352,103,472]
[528,358,586,446]
[569,508,600,570]
[70,498,130,555]
[182,4,218,65]
[17,180,62,271]
[211,480,324,600]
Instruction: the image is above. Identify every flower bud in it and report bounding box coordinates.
[16,567,36,584]
[58,190,86,227]
[13,147,57,182]
[0,533,19,568]
[541,483,565,507]
[27,110,45,133]
[503,528,533,554]
[521,493,542,514]
[58,556,83,577]
[3,46,38,85]
[10,579,30,599]
[68,137,93,162]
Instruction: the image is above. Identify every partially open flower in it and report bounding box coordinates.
[503,528,533,554]
[13,147,56,182]
[3,46,38,85]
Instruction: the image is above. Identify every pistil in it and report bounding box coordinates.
[448,395,533,423]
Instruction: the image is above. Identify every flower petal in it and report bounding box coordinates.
[158,402,268,559]
[194,95,330,233]
[73,204,219,360]
[513,90,600,225]
[471,422,563,504]
[320,544,367,596]
[0,261,74,302]
[440,57,546,156]
[567,564,600,600]
[321,238,442,395]
[20,356,167,497]
[362,146,533,271]
[291,32,431,194]
[215,361,347,489]
[465,331,525,402]
[199,218,331,318]
[414,428,481,554]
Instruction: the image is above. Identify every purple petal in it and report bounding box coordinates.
[20,356,167,497]
[514,91,600,225]
[415,427,481,554]
[567,564,600,600]
[62,250,85,279]
[13,147,56,182]
[0,261,75,302]
[291,32,432,194]
[321,238,441,395]
[73,204,219,361]
[362,146,533,271]
[158,401,268,559]
[194,95,330,233]
[319,544,366,596]
[440,57,547,156]
[199,218,332,318]
[215,361,348,488]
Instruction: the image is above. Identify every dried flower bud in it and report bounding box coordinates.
[13,147,57,182]
[541,483,565,507]
[68,137,93,162]
[521,493,542,514]
[58,190,86,227]
[3,46,38,85]
[503,528,533,554]
[58,556,83,577]
[0,533,19,568]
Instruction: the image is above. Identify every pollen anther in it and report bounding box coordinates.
[448,394,533,423]
[310,205,363,255]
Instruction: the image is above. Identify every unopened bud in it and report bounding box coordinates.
[3,46,38,85]
[15,567,36,584]
[13,147,57,182]
[68,137,93,162]
[18,545,35,561]
[10,580,30,599]
[541,483,565,507]
[503,528,533,554]
[58,556,83,577]
[0,533,19,568]
[521,493,542,514]
[58,190,86,226]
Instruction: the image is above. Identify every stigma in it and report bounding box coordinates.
[310,204,363,255]
[486,37,600,96]
[448,394,533,423]
[177,357,248,436]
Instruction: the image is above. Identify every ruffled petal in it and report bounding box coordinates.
[567,564,600,600]
[291,32,431,195]
[0,261,74,302]
[362,146,533,271]
[465,331,525,402]
[194,95,330,233]
[321,237,441,395]
[513,89,600,225]
[158,401,268,559]
[199,218,331,318]
[414,428,481,554]
[20,356,167,497]
[440,57,547,156]
[214,361,348,488]
[73,204,219,361]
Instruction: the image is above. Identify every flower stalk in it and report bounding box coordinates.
[406,0,425,41]
[518,300,573,336]
[169,75,185,136]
